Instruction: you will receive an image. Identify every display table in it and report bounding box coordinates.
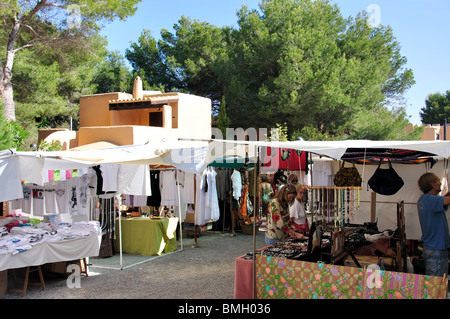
[235,254,254,299]
[115,217,178,256]
[0,234,101,272]
[234,252,448,299]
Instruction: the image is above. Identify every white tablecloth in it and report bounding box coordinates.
[0,234,101,271]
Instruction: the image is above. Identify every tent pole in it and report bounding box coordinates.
[309,152,314,223]
[193,175,199,247]
[116,196,123,270]
[176,171,183,250]
[230,168,236,236]
[252,145,260,299]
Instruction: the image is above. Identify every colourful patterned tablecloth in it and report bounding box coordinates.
[255,254,447,299]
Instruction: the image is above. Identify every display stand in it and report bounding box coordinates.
[396,200,407,273]
[9,265,46,297]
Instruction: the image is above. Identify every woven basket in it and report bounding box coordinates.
[241,224,254,235]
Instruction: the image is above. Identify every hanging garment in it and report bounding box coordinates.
[182,172,195,204]
[440,159,449,196]
[100,164,119,193]
[0,156,23,202]
[21,186,33,214]
[216,169,229,201]
[312,161,333,187]
[147,170,161,207]
[93,166,106,196]
[74,173,92,218]
[54,180,68,215]
[195,168,220,225]
[44,188,57,215]
[207,168,220,222]
[231,170,242,201]
[160,170,179,207]
[117,165,151,196]
[32,187,45,217]
[67,178,79,216]
[239,184,249,223]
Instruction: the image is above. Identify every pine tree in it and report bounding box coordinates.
[217,96,230,139]
[0,114,14,151]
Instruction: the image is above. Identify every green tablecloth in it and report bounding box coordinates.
[115,217,178,256]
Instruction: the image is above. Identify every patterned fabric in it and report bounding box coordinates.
[265,199,296,241]
[255,254,447,299]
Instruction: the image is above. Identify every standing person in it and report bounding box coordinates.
[290,185,309,234]
[417,172,450,277]
[265,185,304,245]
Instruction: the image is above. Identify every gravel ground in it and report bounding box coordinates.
[1,230,266,299]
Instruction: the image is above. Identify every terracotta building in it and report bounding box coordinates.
[39,77,212,150]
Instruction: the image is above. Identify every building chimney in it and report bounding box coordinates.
[133,76,143,99]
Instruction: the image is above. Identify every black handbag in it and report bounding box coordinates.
[368,160,404,195]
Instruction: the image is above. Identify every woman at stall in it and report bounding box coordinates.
[289,184,309,234]
[265,184,305,245]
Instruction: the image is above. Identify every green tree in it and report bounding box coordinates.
[0,108,29,150]
[420,90,450,125]
[0,113,14,150]
[92,50,134,94]
[0,0,141,122]
[216,96,230,138]
[12,39,105,133]
[125,0,420,141]
[126,17,229,113]
[226,0,416,138]
[348,106,423,140]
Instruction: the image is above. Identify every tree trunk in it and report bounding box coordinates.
[0,16,21,122]
[1,81,16,122]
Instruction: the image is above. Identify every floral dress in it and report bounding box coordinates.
[266,199,296,241]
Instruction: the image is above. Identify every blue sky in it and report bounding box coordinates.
[100,0,450,126]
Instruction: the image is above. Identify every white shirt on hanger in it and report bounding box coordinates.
[160,170,179,207]
[231,170,242,200]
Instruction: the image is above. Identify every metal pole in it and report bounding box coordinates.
[252,145,260,299]
[444,119,447,141]
[176,171,183,251]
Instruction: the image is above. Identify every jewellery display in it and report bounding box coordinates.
[305,186,360,227]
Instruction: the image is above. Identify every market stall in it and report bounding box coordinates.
[0,141,209,278]
[222,139,450,299]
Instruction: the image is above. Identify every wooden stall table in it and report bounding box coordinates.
[115,217,178,256]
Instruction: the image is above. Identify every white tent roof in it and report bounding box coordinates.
[208,139,450,160]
